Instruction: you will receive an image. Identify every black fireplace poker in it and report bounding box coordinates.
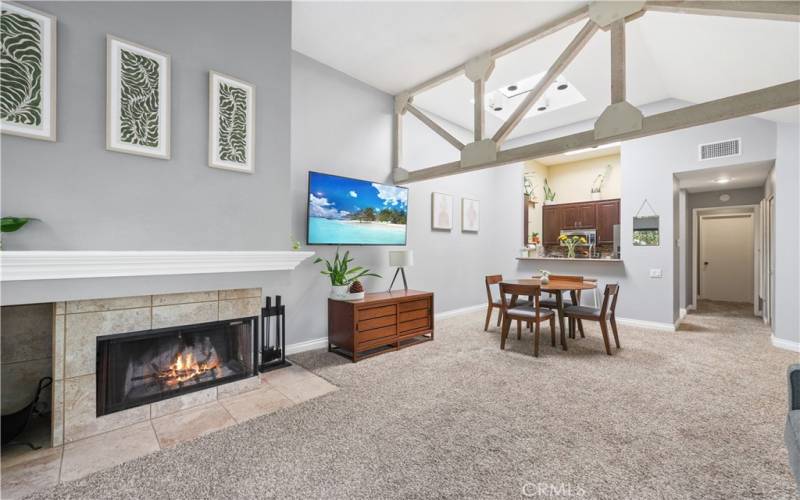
[259,295,291,372]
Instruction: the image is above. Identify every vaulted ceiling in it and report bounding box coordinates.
[293,2,800,141]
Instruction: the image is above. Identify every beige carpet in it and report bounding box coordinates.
[27,301,798,499]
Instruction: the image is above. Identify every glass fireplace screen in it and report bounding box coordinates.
[96,317,257,416]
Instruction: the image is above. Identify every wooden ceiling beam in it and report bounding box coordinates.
[492,20,599,146]
[645,1,800,22]
[400,5,589,98]
[397,80,800,184]
[405,103,466,151]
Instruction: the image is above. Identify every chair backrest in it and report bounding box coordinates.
[600,284,620,317]
[485,275,502,304]
[498,283,541,312]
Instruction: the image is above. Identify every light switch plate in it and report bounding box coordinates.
[649,268,663,278]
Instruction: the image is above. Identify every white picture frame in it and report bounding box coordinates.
[431,192,453,231]
[0,3,57,141]
[106,35,170,159]
[208,71,255,174]
[461,198,479,232]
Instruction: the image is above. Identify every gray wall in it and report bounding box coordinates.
[773,123,800,346]
[684,186,765,307]
[1,1,291,250]
[287,52,522,345]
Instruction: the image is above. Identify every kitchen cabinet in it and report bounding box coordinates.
[540,199,620,244]
[542,205,561,244]
[596,199,621,243]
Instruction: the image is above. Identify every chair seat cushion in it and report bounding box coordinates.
[538,299,559,309]
[493,300,531,308]
[564,305,601,318]
[506,305,554,320]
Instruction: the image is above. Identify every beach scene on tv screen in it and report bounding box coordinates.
[308,173,408,245]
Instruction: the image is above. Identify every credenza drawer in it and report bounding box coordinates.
[399,317,430,333]
[399,308,428,323]
[358,314,396,332]
[358,304,396,320]
[398,299,429,313]
[356,324,396,344]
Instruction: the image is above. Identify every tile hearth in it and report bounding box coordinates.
[1,365,337,499]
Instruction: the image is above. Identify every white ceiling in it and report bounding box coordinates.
[293,3,800,141]
[675,160,774,193]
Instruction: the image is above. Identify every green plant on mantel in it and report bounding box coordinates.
[0,217,39,249]
[313,248,381,286]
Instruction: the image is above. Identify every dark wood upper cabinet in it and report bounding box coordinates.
[542,206,561,244]
[596,199,621,243]
[540,199,620,244]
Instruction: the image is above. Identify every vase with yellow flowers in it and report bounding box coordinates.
[558,234,587,259]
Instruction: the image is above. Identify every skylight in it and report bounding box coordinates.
[470,72,586,122]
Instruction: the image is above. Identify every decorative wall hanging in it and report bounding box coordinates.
[106,35,170,159]
[0,3,57,141]
[208,71,255,173]
[461,198,479,233]
[633,198,660,246]
[431,192,453,231]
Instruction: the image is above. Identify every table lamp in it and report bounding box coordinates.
[388,250,414,291]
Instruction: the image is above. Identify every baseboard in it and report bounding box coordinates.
[285,337,328,355]
[614,316,676,332]
[686,304,696,311]
[435,303,485,320]
[771,334,800,353]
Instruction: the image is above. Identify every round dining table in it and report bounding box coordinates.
[499,278,597,351]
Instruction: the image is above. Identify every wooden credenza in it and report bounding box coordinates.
[328,290,434,362]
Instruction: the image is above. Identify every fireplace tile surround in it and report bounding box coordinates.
[52,288,263,446]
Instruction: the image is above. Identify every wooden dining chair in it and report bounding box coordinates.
[485,275,530,332]
[498,283,556,357]
[563,284,621,355]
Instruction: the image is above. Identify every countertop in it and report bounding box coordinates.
[516,256,623,262]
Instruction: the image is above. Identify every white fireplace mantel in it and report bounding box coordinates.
[0,250,315,281]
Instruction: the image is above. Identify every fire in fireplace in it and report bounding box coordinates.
[96,317,257,416]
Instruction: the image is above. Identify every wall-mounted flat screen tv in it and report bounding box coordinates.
[306,171,408,245]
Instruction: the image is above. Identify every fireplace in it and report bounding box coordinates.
[96,316,257,416]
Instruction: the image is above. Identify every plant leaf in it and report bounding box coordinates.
[0,217,38,232]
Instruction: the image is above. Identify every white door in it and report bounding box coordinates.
[699,215,754,303]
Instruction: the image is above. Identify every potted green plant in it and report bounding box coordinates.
[314,248,381,300]
[0,217,39,249]
[543,179,556,205]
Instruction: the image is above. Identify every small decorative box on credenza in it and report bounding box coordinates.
[328,290,434,362]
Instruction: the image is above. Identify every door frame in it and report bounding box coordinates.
[692,204,760,315]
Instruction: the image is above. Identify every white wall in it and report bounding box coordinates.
[773,123,800,347]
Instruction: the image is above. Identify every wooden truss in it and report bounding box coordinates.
[392,1,800,184]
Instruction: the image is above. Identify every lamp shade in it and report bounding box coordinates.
[389,250,414,267]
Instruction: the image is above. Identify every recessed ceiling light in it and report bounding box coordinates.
[557,83,568,90]
[713,177,733,184]
[537,106,547,111]
[507,85,518,91]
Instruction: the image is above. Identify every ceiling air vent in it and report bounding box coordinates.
[699,138,741,161]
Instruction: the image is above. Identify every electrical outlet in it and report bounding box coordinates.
[649,268,663,278]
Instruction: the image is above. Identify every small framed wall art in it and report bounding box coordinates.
[461,198,479,232]
[106,35,170,159]
[0,3,57,141]
[208,71,255,173]
[431,192,453,231]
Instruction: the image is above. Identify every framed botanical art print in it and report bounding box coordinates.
[106,35,170,159]
[431,192,453,231]
[208,71,255,173]
[0,3,57,141]
[461,198,479,232]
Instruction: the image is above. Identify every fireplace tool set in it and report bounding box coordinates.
[259,295,291,372]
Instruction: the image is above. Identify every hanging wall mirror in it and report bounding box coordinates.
[633,199,660,246]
